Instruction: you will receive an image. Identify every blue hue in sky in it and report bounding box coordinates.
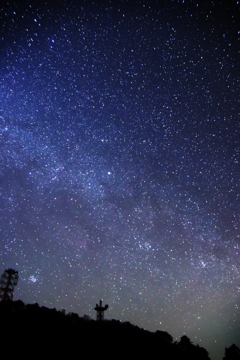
[0,1,239,359]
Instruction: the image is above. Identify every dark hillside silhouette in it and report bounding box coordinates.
[0,300,211,359]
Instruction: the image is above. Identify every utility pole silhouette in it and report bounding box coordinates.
[0,268,18,301]
[94,300,108,321]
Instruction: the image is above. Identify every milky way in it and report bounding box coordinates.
[0,1,239,359]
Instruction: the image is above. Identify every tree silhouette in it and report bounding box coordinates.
[177,334,210,360]
[223,344,240,360]
[178,334,192,348]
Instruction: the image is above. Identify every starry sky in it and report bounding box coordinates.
[0,1,239,358]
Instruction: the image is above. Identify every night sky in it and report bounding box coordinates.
[1,1,239,359]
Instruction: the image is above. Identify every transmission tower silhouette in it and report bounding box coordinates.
[0,268,18,301]
[94,300,108,321]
